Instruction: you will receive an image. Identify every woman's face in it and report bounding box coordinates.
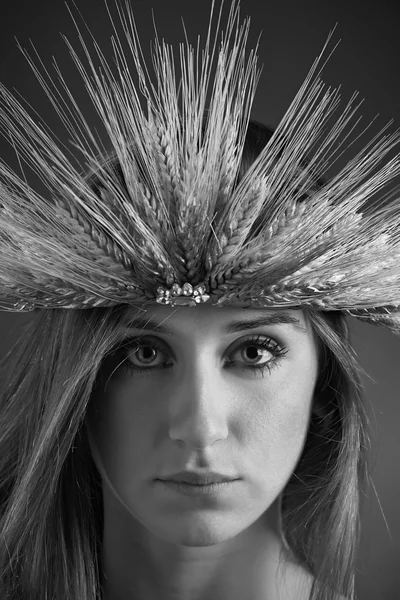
[86,303,320,547]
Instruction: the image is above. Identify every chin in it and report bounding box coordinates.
[149,510,250,547]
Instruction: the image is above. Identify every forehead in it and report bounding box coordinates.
[123,302,310,337]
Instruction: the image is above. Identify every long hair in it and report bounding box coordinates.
[0,120,370,600]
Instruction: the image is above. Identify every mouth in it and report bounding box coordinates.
[157,472,239,486]
[155,479,239,497]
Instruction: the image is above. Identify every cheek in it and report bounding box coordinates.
[243,365,317,490]
[85,380,153,489]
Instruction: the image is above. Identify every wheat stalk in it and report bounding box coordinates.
[0,0,399,339]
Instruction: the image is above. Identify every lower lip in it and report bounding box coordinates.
[156,480,238,497]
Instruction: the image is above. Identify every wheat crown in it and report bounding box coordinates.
[0,0,400,334]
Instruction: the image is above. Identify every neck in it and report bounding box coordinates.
[100,487,312,600]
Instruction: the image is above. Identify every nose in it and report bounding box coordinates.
[168,355,229,449]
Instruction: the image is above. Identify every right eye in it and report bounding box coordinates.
[116,336,171,372]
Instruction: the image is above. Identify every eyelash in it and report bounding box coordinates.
[115,334,289,378]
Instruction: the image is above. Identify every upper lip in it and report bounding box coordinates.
[159,471,238,485]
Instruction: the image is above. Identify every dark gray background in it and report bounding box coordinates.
[0,1,399,598]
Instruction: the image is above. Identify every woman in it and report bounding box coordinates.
[0,1,399,599]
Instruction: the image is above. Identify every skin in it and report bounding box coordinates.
[85,302,321,600]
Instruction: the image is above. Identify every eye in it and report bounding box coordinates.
[124,338,167,369]
[226,334,289,376]
[115,334,288,378]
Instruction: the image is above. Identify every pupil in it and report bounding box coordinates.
[140,347,154,361]
[246,346,259,360]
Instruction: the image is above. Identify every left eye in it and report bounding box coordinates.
[115,334,288,377]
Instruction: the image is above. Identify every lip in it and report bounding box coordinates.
[155,480,238,497]
[157,470,239,485]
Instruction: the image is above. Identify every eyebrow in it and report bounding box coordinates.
[125,311,307,336]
